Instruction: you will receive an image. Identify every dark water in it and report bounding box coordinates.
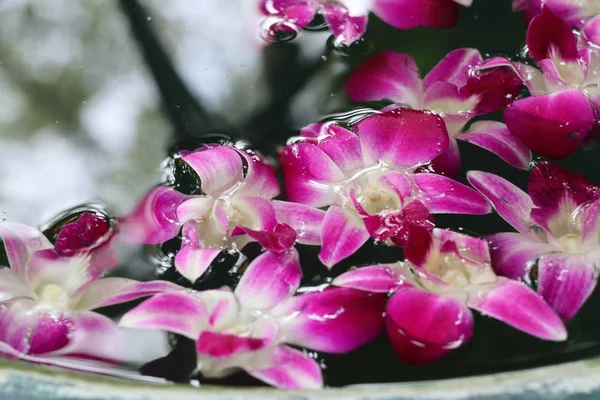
[3,0,600,389]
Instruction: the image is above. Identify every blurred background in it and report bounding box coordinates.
[0,0,526,225]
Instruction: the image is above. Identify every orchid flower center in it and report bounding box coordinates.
[557,233,583,254]
[37,283,70,308]
[549,51,586,88]
[427,252,472,288]
[337,165,408,214]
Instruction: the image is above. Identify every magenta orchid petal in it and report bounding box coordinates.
[488,232,556,280]
[428,137,461,178]
[174,244,221,284]
[176,196,214,225]
[526,7,579,62]
[314,125,364,174]
[537,253,600,321]
[0,300,66,354]
[233,196,278,232]
[413,173,491,215]
[235,224,297,253]
[545,0,599,28]
[379,171,413,200]
[436,228,491,264]
[504,89,595,159]
[0,223,52,276]
[119,292,209,340]
[236,149,281,199]
[582,201,600,245]
[276,287,386,353]
[424,48,482,90]
[354,108,449,169]
[0,269,36,302]
[332,265,402,293]
[196,331,270,358]
[259,0,319,30]
[583,15,600,45]
[248,345,323,390]
[74,278,183,311]
[321,2,368,45]
[318,205,370,268]
[234,249,302,309]
[464,67,523,114]
[121,187,189,245]
[271,200,325,245]
[459,121,532,169]
[48,311,125,362]
[371,0,459,30]
[528,162,600,210]
[300,122,325,138]
[469,278,567,340]
[467,171,534,233]
[278,142,342,207]
[385,287,474,364]
[477,57,546,94]
[183,146,244,196]
[344,51,423,106]
[364,201,434,247]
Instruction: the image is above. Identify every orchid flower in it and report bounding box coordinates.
[120,249,386,389]
[333,228,567,364]
[122,144,324,283]
[279,108,491,268]
[481,8,600,159]
[345,48,529,174]
[0,222,181,362]
[259,0,473,45]
[468,162,600,321]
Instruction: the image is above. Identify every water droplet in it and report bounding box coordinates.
[259,17,299,43]
[146,16,152,21]
[326,35,371,57]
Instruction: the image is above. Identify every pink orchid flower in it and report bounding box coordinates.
[481,7,600,159]
[468,162,600,321]
[345,48,529,175]
[259,0,473,45]
[334,228,566,364]
[0,222,181,362]
[120,249,386,389]
[279,108,491,268]
[122,144,324,283]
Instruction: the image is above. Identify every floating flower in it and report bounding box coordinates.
[481,7,600,158]
[345,48,529,174]
[122,144,325,283]
[259,0,473,45]
[468,162,600,321]
[120,249,386,389]
[0,222,181,362]
[333,228,567,364]
[279,109,491,268]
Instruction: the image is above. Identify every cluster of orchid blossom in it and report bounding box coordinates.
[4,0,600,392]
[259,0,474,45]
